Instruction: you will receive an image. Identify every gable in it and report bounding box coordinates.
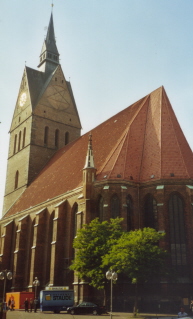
[34,65,81,128]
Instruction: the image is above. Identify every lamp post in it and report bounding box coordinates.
[33,277,40,299]
[33,277,40,313]
[106,270,118,319]
[0,270,12,314]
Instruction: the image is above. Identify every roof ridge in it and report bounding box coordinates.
[160,86,163,178]
[132,94,151,181]
[123,94,150,180]
[35,65,60,106]
[138,87,165,181]
[97,94,150,177]
[122,124,131,179]
[162,89,190,178]
[108,131,129,179]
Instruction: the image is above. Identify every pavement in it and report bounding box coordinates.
[4,311,179,319]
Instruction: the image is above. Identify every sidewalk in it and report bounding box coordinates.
[5,310,179,319]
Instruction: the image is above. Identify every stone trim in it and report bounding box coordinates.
[18,214,28,221]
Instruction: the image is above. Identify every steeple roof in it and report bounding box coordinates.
[38,13,59,73]
[4,86,193,218]
[42,13,59,56]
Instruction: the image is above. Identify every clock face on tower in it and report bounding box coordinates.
[19,92,27,107]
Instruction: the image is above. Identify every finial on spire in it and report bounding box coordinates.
[84,133,95,169]
[89,133,92,146]
[51,0,54,12]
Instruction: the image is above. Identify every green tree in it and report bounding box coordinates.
[102,227,169,313]
[70,217,123,301]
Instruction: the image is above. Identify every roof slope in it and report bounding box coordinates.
[26,66,47,108]
[96,86,193,181]
[4,86,193,218]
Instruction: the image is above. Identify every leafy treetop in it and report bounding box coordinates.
[102,227,168,284]
[70,217,123,289]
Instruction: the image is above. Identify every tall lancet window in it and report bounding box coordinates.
[22,127,26,148]
[126,195,133,231]
[72,203,78,238]
[44,126,49,145]
[111,194,120,218]
[15,171,19,189]
[18,131,22,151]
[98,196,104,221]
[14,134,17,154]
[144,194,158,230]
[55,129,59,148]
[65,132,69,145]
[169,193,187,273]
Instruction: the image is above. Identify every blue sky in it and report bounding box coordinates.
[1,0,193,216]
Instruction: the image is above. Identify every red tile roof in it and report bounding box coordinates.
[4,86,193,218]
[96,86,193,181]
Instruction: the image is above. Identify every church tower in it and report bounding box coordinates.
[3,12,82,215]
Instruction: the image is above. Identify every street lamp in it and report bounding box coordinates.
[33,277,40,300]
[106,270,118,319]
[0,270,12,311]
[33,277,40,313]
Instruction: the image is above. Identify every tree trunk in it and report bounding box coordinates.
[103,287,107,306]
[103,282,108,307]
[133,283,138,316]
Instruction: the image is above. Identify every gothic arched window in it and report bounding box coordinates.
[44,126,49,145]
[22,127,26,148]
[126,195,133,231]
[144,194,158,229]
[15,170,19,189]
[65,132,69,145]
[98,196,104,221]
[72,203,78,238]
[169,193,187,272]
[44,211,54,284]
[14,134,17,154]
[111,194,120,219]
[18,131,22,151]
[55,129,59,148]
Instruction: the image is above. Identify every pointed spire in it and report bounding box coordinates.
[45,13,59,55]
[38,13,60,73]
[84,134,95,169]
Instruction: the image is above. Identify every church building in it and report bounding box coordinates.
[1,12,193,313]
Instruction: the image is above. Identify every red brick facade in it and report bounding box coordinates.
[1,12,193,314]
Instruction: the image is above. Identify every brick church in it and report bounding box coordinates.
[1,12,193,313]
